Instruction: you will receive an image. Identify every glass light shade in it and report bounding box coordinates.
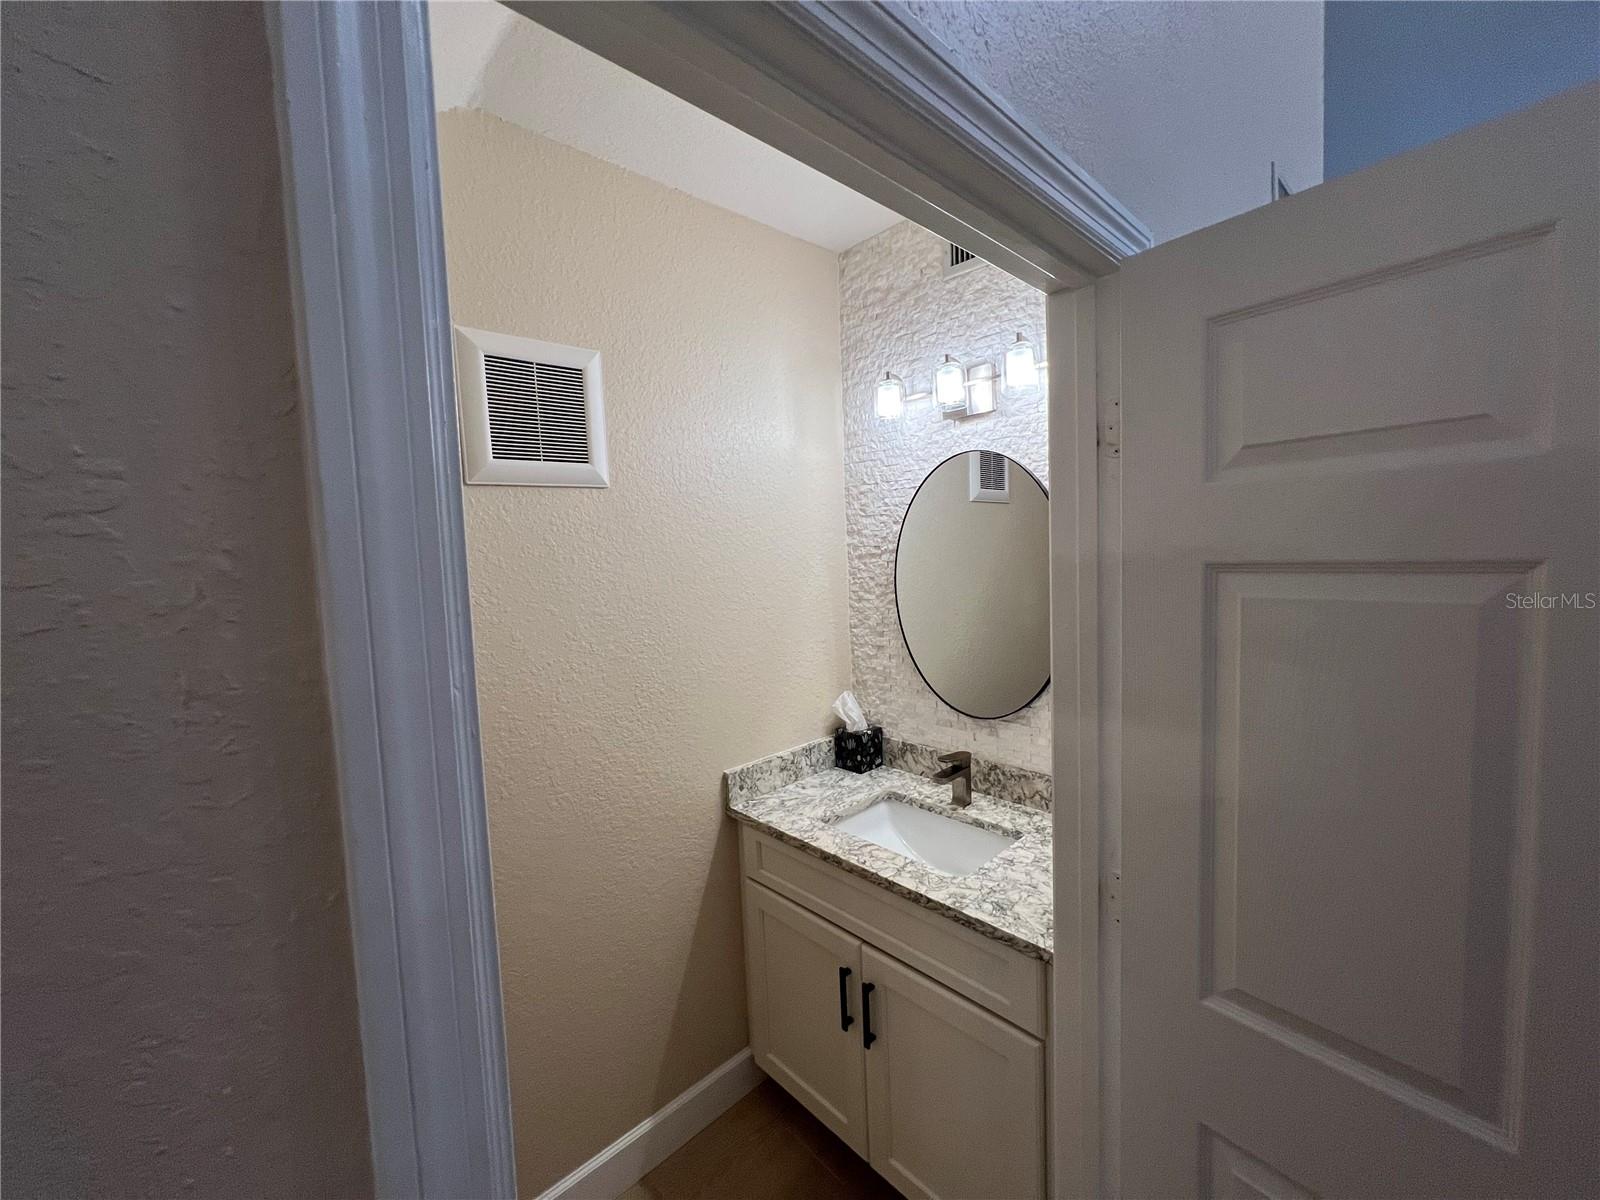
[966,365,996,415]
[1004,333,1039,390]
[934,355,966,409]
[875,372,905,419]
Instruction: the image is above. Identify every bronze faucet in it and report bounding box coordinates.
[931,750,973,808]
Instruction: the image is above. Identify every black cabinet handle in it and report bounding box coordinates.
[838,966,854,1031]
[861,981,877,1049]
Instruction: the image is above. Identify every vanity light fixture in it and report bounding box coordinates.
[1004,333,1040,391]
[934,354,966,410]
[965,361,997,416]
[937,359,998,420]
[875,371,906,419]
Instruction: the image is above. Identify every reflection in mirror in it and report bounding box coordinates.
[894,451,1049,720]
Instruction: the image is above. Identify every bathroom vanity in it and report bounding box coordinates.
[726,743,1052,1200]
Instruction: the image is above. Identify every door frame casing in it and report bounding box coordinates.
[1046,287,1106,1199]
[268,1,1130,1194]
[267,4,514,1197]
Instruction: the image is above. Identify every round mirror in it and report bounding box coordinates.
[894,451,1049,720]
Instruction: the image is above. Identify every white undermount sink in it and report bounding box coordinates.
[830,795,1017,877]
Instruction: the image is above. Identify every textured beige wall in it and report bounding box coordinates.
[435,110,851,1195]
[1,4,372,1197]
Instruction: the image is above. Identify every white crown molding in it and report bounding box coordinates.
[511,1,1152,291]
[779,2,1152,264]
[267,3,516,1196]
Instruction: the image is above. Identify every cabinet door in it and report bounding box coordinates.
[862,946,1044,1200]
[744,881,868,1154]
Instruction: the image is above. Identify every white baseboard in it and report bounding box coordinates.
[536,1047,765,1200]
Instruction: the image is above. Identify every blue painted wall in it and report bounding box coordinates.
[1324,1,1600,178]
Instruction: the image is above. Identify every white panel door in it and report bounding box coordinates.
[1113,86,1598,1198]
[743,881,869,1154]
[861,945,1045,1200]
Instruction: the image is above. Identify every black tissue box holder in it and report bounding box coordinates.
[833,726,883,773]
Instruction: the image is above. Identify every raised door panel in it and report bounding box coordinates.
[743,880,868,1154]
[1205,564,1540,1125]
[1201,1129,1318,1200]
[1206,227,1553,480]
[861,946,1044,1200]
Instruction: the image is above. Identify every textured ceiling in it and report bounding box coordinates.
[427,1,901,254]
[901,0,1325,244]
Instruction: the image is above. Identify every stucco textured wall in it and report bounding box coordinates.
[840,223,1050,773]
[435,109,852,1196]
[903,0,1325,244]
[1,4,372,1197]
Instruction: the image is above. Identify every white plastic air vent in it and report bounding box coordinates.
[969,450,1010,502]
[944,241,983,278]
[453,326,609,487]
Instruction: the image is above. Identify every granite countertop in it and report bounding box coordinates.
[725,755,1053,961]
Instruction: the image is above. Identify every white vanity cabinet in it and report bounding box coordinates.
[743,882,871,1154]
[739,826,1047,1200]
